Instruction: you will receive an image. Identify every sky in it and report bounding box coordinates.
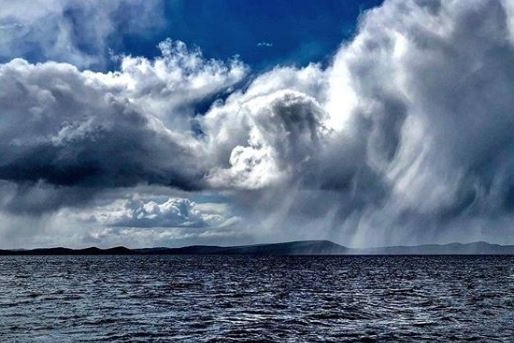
[1,0,514,249]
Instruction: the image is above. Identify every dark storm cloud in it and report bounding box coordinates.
[0,42,247,201]
[0,60,204,191]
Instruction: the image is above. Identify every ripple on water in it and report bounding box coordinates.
[0,255,513,342]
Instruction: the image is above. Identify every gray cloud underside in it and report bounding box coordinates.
[2,0,514,246]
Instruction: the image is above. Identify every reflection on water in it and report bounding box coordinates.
[0,255,513,342]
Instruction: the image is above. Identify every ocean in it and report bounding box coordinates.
[1,255,513,342]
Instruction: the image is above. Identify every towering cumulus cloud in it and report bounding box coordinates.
[1,0,514,247]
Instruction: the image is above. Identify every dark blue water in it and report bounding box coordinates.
[0,256,513,342]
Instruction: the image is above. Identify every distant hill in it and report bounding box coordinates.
[357,241,514,255]
[1,240,514,255]
[139,240,349,255]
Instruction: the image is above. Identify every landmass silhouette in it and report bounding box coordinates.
[1,240,514,255]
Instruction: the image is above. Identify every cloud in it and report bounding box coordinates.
[0,60,201,190]
[0,0,165,68]
[199,0,514,246]
[2,0,514,247]
[89,196,236,228]
[257,42,273,48]
[204,90,328,189]
[343,0,514,219]
[0,40,247,207]
[200,64,328,188]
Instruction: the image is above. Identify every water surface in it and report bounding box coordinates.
[1,255,513,342]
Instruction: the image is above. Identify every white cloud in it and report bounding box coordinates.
[205,90,328,189]
[0,0,165,68]
[89,196,236,228]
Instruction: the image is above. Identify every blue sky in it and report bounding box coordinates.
[1,0,514,248]
[122,0,383,70]
[0,0,383,71]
